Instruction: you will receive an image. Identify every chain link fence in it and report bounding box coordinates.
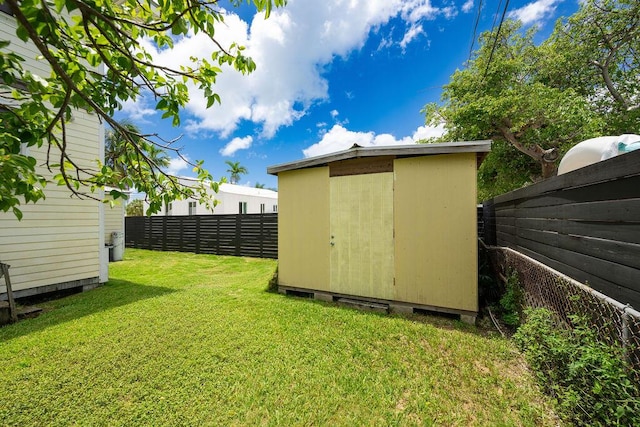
[486,245,640,380]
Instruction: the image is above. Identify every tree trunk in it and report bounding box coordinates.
[497,125,558,179]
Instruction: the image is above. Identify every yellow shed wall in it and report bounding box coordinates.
[278,167,330,291]
[393,154,478,312]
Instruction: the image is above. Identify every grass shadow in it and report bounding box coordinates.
[0,279,177,341]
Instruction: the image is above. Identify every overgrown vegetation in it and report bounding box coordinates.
[0,249,560,425]
[514,308,640,426]
[498,270,524,327]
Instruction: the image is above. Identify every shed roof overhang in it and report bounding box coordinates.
[267,140,492,175]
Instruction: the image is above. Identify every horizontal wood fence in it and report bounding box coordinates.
[483,148,640,309]
[125,214,278,259]
[476,205,484,241]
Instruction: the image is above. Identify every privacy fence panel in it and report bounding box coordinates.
[483,148,640,309]
[125,214,278,259]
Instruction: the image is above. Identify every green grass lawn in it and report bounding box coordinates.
[0,249,559,426]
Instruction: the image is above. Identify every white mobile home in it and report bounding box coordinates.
[0,10,108,299]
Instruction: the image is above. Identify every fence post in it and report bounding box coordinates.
[259,214,264,258]
[216,217,221,254]
[235,215,242,256]
[162,216,167,252]
[622,305,631,363]
[146,216,152,250]
[195,216,201,254]
[482,199,496,246]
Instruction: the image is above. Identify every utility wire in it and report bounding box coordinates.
[490,0,504,34]
[482,0,511,80]
[468,0,484,62]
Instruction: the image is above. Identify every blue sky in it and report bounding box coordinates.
[116,0,580,191]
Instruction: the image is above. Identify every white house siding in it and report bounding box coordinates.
[104,198,125,244]
[0,12,103,296]
[146,182,278,216]
[209,184,278,215]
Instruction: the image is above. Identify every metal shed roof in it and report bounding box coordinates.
[267,140,492,175]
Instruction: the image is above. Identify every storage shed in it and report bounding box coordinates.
[267,141,492,322]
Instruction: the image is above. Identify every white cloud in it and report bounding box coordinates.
[330,109,339,118]
[462,0,474,13]
[124,0,462,139]
[166,157,190,176]
[508,0,560,25]
[400,24,425,51]
[412,123,446,141]
[400,1,439,23]
[119,97,156,123]
[220,136,254,156]
[302,124,447,158]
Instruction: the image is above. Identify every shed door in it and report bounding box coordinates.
[329,172,394,300]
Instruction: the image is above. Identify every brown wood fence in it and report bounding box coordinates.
[483,148,640,309]
[125,214,278,259]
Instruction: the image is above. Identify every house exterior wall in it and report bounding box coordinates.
[393,153,478,312]
[278,167,330,291]
[208,188,278,215]
[104,199,125,244]
[149,183,278,216]
[0,12,103,296]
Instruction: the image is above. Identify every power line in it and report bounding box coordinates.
[483,0,511,80]
[490,0,504,34]
[468,0,484,62]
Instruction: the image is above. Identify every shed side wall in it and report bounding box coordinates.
[394,153,478,312]
[277,167,330,291]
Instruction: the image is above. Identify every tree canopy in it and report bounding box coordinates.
[125,198,143,216]
[105,119,170,188]
[424,0,638,200]
[0,0,284,218]
[542,0,640,132]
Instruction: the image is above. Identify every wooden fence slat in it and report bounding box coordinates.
[514,227,640,270]
[506,198,640,222]
[512,218,640,245]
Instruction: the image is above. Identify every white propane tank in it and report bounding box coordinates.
[558,134,640,175]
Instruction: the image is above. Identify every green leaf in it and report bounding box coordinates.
[12,207,23,221]
[15,26,30,42]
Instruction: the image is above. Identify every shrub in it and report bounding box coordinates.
[499,269,524,326]
[514,308,640,426]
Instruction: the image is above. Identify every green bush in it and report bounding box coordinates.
[514,308,640,426]
[499,269,524,326]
